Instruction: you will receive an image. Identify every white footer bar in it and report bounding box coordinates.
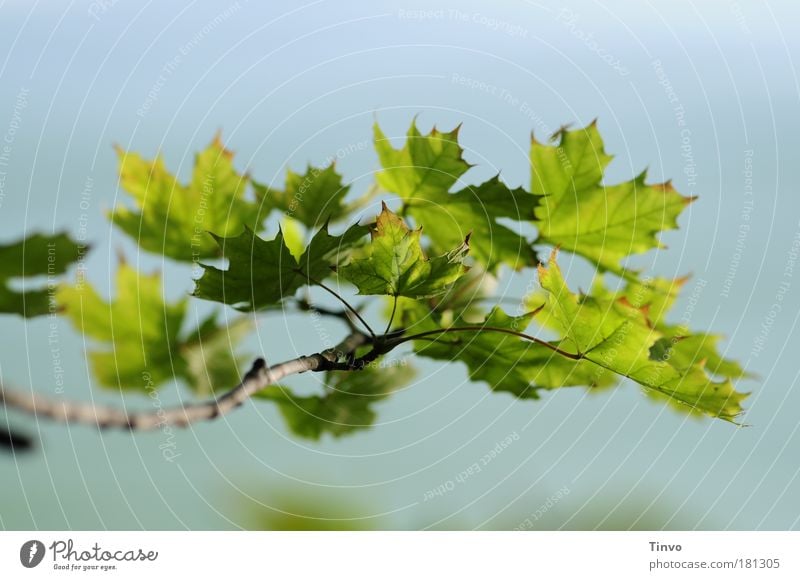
[1,531,797,578]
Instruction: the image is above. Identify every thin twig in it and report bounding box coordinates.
[296,269,376,339]
[0,333,368,431]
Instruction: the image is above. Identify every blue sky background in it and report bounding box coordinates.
[1,0,799,530]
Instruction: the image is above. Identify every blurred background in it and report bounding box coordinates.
[1,0,798,530]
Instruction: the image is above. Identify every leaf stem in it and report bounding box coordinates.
[386,325,583,360]
[384,295,399,336]
[296,268,376,339]
[295,298,360,332]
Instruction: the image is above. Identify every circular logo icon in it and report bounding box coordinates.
[20,540,45,568]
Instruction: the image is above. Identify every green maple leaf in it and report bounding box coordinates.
[58,263,250,392]
[408,305,616,398]
[339,204,469,298]
[194,222,368,310]
[651,328,748,380]
[0,232,84,317]
[589,276,747,380]
[374,120,471,200]
[193,227,296,310]
[531,122,693,274]
[406,176,540,271]
[537,252,747,421]
[111,134,261,262]
[257,364,415,439]
[253,163,351,229]
[389,265,499,333]
[590,275,685,325]
[375,121,537,271]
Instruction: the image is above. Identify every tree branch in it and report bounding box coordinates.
[0,318,583,433]
[0,332,369,431]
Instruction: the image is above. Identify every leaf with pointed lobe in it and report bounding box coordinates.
[537,251,747,421]
[531,122,692,274]
[339,204,469,298]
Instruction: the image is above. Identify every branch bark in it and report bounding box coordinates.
[0,332,368,431]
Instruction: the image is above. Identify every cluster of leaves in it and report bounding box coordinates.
[192,119,746,427]
[6,118,749,442]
